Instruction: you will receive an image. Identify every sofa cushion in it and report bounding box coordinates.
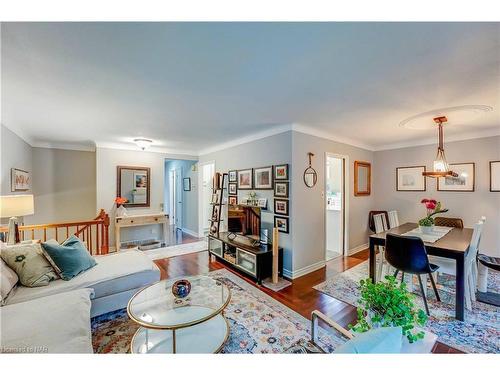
[0,242,58,287]
[1,258,18,305]
[41,235,96,280]
[334,327,403,354]
[0,288,93,353]
[5,250,158,305]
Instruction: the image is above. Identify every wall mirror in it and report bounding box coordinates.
[303,152,318,188]
[117,166,151,207]
[354,161,371,196]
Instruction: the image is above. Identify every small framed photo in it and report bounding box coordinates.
[490,161,500,192]
[211,194,220,204]
[228,196,238,205]
[228,183,237,195]
[257,198,267,209]
[212,205,220,221]
[237,169,253,189]
[254,166,273,189]
[11,168,30,191]
[183,177,191,191]
[438,163,475,192]
[240,197,248,205]
[274,181,289,198]
[274,164,289,180]
[274,216,289,233]
[228,170,237,183]
[396,166,426,191]
[274,199,289,216]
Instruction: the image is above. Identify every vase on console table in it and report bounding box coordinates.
[116,205,128,217]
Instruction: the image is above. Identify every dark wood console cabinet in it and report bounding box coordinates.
[208,232,283,284]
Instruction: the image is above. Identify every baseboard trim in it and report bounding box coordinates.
[285,260,326,280]
[181,228,200,238]
[348,242,368,256]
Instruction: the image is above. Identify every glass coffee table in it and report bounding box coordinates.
[127,275,231,353]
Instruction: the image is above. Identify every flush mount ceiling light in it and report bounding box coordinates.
[134,138,153,151]
[422,116,458,178]
[398,105,493,130]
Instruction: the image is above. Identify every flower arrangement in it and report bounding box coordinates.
[418,198,448,228]
[115,197,128,206]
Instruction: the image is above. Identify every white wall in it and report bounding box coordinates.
[96,147,197,247]
[374,135,500,256]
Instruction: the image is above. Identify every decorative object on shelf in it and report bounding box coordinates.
[396,166,426,191]
[348,276,428,344]
[117,166,150,207]
[209,172,227,235]
[422,116,458,178]
[354,161,371,196]
[228,196,238,205]
[274,164,289,181]
[11,168,30,192]
[274,216,289,233]
[490,161,500,192]
[211,193,220,204]
[228,183,237,195]
[274,181,289,198]
[183,177,191,191]
[254,166,273,189]
[437,162,475,192]
[171,279,192,299]
[0,194,34,245]
[257,198,267,209]
[237,169,253,189]
[418,198,448,233]
[115,197,128,217]
[274,199,289,216]
[228,170,237,182]
[244,191,258,206]
[133,138,153,151]
[212,205,220,221]
[213,172,222,190]
[303,152,318,188]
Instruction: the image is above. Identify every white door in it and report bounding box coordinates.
[175,168,183,229]
[169,170,176,224]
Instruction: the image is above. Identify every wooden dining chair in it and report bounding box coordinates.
[373,213,389,281]
[387,210,400,229]
[385,233,441,315]
[434,216,464,229]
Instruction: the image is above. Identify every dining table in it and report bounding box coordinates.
[368,222,474,321]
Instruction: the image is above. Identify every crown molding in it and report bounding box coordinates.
[31,140,96,152]
[94,141,198,157]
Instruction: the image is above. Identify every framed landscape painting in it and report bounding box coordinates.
[437,162,475,192]
[396,166,426,191]
[490,161,500,192]
[254,166,273,189]
[237,169,253,189]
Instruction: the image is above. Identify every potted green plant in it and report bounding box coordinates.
[418,198,448,234]
[349,276,428,343]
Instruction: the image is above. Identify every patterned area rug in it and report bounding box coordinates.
[313,261,500,354]
[92,269,345,353]
[143,240,207,260]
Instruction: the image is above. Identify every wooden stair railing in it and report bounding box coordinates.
[0,209,110,255]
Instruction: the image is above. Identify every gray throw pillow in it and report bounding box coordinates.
[0,242,59,287]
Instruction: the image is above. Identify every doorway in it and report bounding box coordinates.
[198,161,215,237]
[325,153,348,261]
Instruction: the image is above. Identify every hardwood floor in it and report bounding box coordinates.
[153,247,462,354]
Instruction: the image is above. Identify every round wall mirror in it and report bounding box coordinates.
[303,167,317,188]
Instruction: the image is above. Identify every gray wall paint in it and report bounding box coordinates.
[291,131,375,273]
[30,147,96,224]
[374,135,500,257]
[164,159,199,234]
[1,125,33,196]
[199,131,293,273]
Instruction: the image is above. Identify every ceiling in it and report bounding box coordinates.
[2,22,499,154]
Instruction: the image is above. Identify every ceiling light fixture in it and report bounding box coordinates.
[134,138,153,151]
[422,116,458,178]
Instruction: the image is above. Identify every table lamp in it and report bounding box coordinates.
[0,194,34,245]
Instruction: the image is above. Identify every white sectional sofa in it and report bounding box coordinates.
[1,250,161,353]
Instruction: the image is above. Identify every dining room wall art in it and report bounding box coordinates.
[437,162,475,192]
[396,166,426,191]
[237,169,253,189]
[490,161,500,192]
[254,166,273,189]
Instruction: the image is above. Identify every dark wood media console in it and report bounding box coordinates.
[208,232,283,284]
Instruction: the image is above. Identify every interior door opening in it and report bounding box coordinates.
[325,154,346,261]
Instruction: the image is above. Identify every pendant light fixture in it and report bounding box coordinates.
[422,116,458,178]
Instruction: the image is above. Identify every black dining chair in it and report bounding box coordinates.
[385,233,441,315]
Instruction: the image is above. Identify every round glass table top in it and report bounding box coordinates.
[127,275,231,330]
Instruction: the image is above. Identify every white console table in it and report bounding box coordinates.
[115,213,169,250]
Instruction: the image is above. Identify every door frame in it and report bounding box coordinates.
[324,152,350,258]
[198,160,215,237]
[174,167,183,230]
[169,169,176,225]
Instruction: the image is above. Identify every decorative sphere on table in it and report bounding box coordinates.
[172,279,191,298]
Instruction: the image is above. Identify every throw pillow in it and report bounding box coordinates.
[0,243,59,287]
[1,258,19,305]
[41,235,96,281]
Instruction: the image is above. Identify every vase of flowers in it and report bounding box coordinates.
[418,198,448,234]
[115,197,128,217]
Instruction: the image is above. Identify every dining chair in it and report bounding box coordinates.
[428,220,484,310]
[385,233,441,316]
[373,213,389,281]
[434,216,464,229]
[387,210,400,229]
[368,211,389,233]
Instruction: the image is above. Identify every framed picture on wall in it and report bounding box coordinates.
[490,161,500,192]
[11,168,30,191]
[437,162,475,192]
[183,177,191,191]
[228,170,237,183]
[257,198,267,208]
[228,183,237,195]
[237,169,253,189]
[228,196,238,205]
[396,166,426,191]
[274,199,289,216]
[274,216,289,233]
[254,166,273,189]
[274,164,289,180]
[274,181,289,198]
